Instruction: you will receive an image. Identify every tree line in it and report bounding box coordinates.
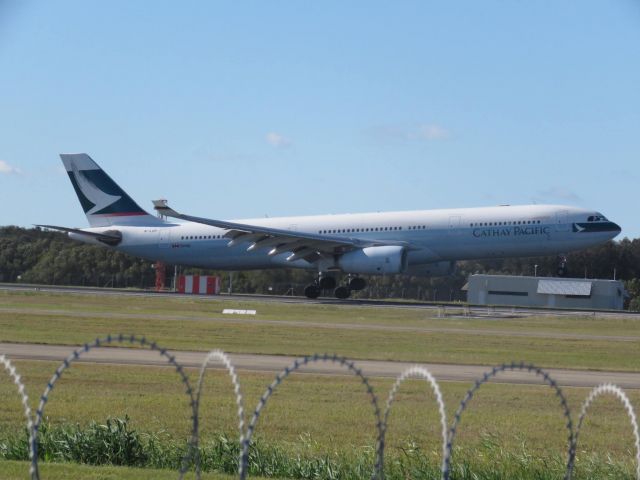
[2,226,640,309]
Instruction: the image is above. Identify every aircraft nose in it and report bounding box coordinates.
[612,222,622,235]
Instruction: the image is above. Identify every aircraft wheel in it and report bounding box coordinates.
[334,286,351,299]
[319,276,337,290]
[304,284,321,299]
[348,277,366,291]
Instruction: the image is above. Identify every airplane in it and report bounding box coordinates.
[39,153,622,299]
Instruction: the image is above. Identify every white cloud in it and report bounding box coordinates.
[0,160,21,175]
[368,123,450,142]
[411,124,450,140]
[265,132,292,148]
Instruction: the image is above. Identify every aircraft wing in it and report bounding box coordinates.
[152,201,407,263]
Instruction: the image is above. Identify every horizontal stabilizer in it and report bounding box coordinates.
[35,225,122,246]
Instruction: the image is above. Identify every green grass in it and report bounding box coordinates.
[2,419,637,480]
[0,459,240,479]
[3,288,640,333]
[1,418,638,479]
[2,290,640,370]
[2,455,635,480]
[1,290,640,478]
[1,361,639,461]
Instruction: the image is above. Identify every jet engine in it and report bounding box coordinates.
[405,261,456,277]
[338,246,407,275]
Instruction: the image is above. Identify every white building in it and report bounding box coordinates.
[464,274,626,310]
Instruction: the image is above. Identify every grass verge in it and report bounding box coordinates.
[0,459,239,479]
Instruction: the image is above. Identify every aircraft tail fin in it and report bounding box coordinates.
[61,153,164,227]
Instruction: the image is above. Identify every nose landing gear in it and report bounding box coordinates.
[304,284,321,299]
[556,255,568,277]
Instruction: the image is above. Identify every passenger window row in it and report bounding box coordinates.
[180,219,544,240]
[180,235,224,240]
[317,226,425,235]
[181,226,431,240]
[470,220,542,227]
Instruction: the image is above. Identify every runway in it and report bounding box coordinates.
[2,282,639,319]
[2,306,639,343]
[2,342,639,389]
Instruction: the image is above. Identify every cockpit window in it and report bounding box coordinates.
[588,214,608,222]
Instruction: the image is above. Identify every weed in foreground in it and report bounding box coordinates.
[0,417,635,479]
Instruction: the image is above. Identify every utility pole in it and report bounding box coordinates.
[173,265,178,292]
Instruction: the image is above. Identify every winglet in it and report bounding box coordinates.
[152,199,180,218]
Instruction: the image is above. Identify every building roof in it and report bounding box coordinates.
[536,279,592,296]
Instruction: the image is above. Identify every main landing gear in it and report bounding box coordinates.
[303,284,321,299]
[304,275,367,299]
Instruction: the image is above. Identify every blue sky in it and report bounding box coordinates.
[1,1,639,237]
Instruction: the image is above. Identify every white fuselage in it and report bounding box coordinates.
[71,204,621,273]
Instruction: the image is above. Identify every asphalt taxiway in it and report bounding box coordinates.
[2,342,639,389]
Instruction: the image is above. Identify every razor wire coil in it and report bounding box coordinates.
[568,383,640,480]
[238,353,384,480]
[1,336,639,480]
[1,354,36,467]
[381,366,448,475]
[28,334,197,480]
[189,349,245,479]
[442,362,575,480]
